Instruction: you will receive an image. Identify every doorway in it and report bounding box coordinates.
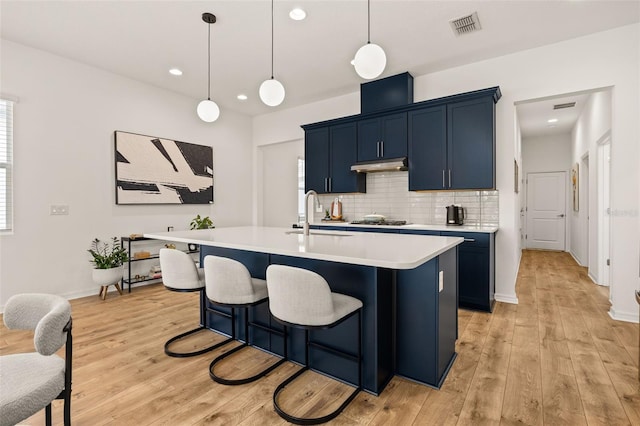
[525,171,567,250]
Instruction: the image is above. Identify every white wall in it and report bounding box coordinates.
[258,139,304,227]
[252,24,640,319]
[521,134,572,255]
[0,40,254,305]
[571,91,613,283]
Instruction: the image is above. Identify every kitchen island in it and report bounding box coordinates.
[145,226,463,394]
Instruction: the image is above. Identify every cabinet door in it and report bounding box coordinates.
[358,113,408,161]
[330,122,365,193]
[305,127,330,193]
[457,247,490,311]
[447,97,495,190]
[380,112,407,159]
[408,106,447,191]
[357,117,381,162]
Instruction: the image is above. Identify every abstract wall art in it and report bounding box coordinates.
[571,162,579,212]
[115,131,213,205]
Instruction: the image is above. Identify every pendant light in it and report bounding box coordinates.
[259,0,285,107]
[197,13,220,122]
[353,0,386,80]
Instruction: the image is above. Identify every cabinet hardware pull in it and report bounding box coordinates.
[380,141,384,157]
[328,177,332,192]
[376,141,380,158]
[442,170,446,188]
[463,239,475,242]
[324,178,328,192]
[448,169,452,188]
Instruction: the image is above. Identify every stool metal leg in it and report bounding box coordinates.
[272,309,362,425]
[165,290,234,358]
[209,306,286,385]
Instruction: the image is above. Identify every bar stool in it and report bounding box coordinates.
[159,249,232,357]
[204,255,286,385]
[266,264,363,425]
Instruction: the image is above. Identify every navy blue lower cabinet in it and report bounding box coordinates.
[398,229,440,236]
[441,232,495,312]
[396,248,457,388]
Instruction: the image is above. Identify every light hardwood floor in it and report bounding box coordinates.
[1,250,638,425]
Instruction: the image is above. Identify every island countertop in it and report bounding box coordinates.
[144,226,463,270]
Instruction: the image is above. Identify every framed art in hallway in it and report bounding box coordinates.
[572,162,579,211]
[114,131,213,205]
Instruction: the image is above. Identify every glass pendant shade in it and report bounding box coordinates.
[259,78,285,107]
[354,43,386,80]
[197,99,220,122]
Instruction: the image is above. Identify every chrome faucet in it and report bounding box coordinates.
[303,190,319,236]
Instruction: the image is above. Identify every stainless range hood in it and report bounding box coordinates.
[350,157,408,173]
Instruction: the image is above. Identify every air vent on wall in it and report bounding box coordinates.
[450,12,481,36]
[553,102,576,110]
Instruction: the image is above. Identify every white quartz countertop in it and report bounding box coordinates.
[314,221,499,233]
[144,226,463,270]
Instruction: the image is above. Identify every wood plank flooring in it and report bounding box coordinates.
[1,250,638,425]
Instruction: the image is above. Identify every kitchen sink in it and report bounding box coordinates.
[285,230,351,237]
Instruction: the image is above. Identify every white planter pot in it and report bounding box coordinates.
[92,266,123,286]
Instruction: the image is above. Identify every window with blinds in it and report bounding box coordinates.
[0,99,13,232]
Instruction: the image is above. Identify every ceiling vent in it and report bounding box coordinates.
[450,12,481,36]
[553,102,576,110]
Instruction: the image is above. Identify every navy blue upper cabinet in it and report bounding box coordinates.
[305,127,330,193]
[408,106,447,191]
[409,90,498,191]
[304,122,365,194]
[447,97,495,190]
[357,112,408,162]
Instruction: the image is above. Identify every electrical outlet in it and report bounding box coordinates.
[316,203,323,213]
[439,271,444,292]
[50,205,69,215]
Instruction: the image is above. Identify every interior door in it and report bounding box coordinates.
[526,172,567,250]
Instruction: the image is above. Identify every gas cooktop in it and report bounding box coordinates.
[350,220,407,226]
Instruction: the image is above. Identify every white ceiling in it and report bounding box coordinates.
[517,92,592,138]
[1,0,639,133]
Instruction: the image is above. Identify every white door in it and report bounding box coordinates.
[526,172,567,250]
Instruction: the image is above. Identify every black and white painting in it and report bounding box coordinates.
[115,131,213,205]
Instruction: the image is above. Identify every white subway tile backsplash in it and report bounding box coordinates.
[313,171,499,226]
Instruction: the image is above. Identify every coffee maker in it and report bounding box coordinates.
[446,205,465,225]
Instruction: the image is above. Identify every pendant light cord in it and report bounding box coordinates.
[270,0,274,79]
[367,0,371,44]
[207,21,211,100]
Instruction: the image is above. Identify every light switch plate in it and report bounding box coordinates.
[50,205,69,215]
[439,271,444,292]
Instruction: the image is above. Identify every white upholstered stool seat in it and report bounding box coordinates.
[159,249,228,358]
[266,264,363,425]
[0,294,72,426]
[204,255,286,385]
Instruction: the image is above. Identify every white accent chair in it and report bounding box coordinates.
[0,294,72,426]
[204,255,286,385]
[159,249,230,357]
[266,264,363,425]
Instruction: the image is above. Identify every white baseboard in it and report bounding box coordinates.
[609,307,639,323]
[495,293,519,304]
[569,250,585,267]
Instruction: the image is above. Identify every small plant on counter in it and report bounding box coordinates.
[88,237,129,269]
[190,214,214,230]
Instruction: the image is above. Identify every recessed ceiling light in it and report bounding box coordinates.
[547,118,558,123]
[237,94,248,101]
[169,68,183,76]
[289,8,306,21]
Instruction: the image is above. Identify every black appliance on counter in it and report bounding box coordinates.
[446,205,465,225]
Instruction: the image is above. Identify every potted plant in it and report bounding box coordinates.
[189,215,213,251]
[88,237,128,289]
[190,214,214,230]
